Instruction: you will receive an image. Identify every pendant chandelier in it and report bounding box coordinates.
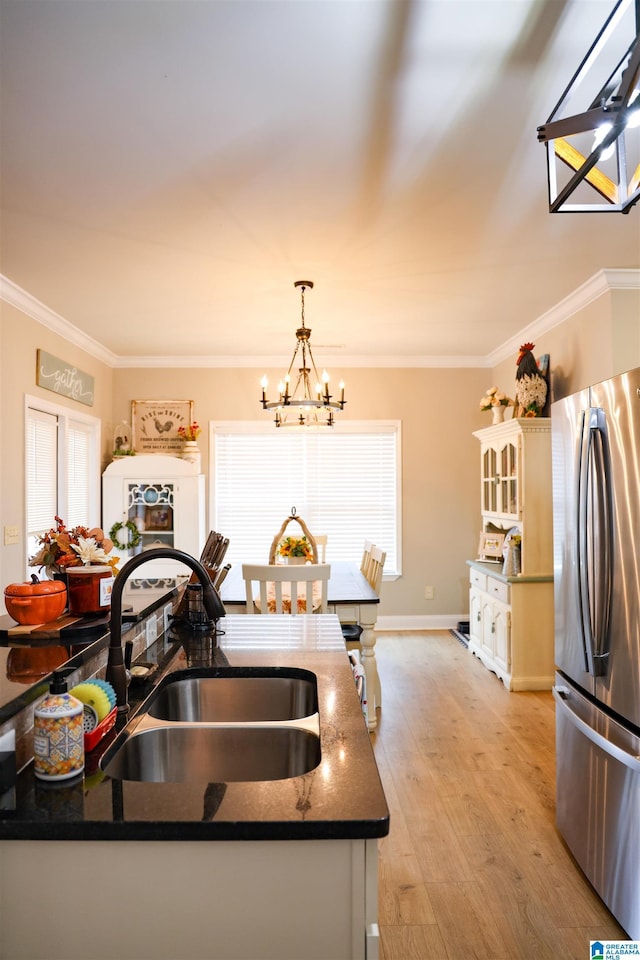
[260,281,346,427]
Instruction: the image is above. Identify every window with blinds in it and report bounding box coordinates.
[211,421,401,575]
[25,397,101,577]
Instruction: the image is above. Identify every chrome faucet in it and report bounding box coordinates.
[106,547,226,716]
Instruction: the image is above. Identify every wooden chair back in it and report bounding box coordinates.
[314,535,328,562]
[242,563,331,615]
[360,540,373,577]
[366,545,386,595]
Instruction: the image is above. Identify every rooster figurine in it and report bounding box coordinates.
[515,342,547,417]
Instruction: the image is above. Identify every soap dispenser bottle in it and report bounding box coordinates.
[33,671,84,781]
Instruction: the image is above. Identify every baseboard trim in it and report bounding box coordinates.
[375,614,464,632]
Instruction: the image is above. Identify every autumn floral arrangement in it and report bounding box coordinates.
[277,535,313,560]
[178,422,201,442]
[30,517,119,578]
[479,386,513,412]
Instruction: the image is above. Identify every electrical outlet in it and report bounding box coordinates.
[145,616,158,647]
[163,602,172,636]
[4,525,19,546]
[424,585,434,600]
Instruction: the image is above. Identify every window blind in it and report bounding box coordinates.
[27,407,59,533]
[67,419,92,527]
[212,421,400,574]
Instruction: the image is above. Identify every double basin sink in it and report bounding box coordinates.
[100,667,321,783]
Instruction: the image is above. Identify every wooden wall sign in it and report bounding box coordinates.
[36,350,95,406]
[131,400,194,454]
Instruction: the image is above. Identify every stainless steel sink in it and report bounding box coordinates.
[101,724,321,782]
[145,668,318,723]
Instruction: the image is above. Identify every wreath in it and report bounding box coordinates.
[109,520,142,550]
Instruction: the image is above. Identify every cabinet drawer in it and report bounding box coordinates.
[469,569,487,591]
[487,577,510,604]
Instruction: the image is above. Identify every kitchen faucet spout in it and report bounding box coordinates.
[105,547,226,716]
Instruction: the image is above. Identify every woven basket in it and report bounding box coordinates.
[269,510,318,564]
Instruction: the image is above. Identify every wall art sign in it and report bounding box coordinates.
[36,350,95,406]
[131,400,194,454]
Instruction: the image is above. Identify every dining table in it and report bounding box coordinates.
[219,560,382,730]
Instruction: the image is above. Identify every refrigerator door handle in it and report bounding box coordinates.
[553,686,640,773]
[577,408,613,677]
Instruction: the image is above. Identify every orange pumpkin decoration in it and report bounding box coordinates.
[4,578,67,625]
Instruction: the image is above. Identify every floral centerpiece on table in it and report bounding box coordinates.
[178,422,201,442]
[277,535,313,561]
[479,386,513,412]
[30,517,119,578]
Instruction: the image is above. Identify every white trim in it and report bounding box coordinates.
[115,354,491,369]
[487,268,640,366]
[3,269,638,370]
[375,614,464,632]
[2,276,117,367]
[24,394,102,572]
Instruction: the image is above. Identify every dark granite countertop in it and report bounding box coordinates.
[0,578,185,723]
[0,615,389,843]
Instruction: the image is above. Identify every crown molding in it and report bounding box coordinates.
[113,353,491,369]
[3,269,638,371]
[0,275,118,367]
[487,268,640,367]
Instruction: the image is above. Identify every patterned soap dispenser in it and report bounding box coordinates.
[33,671,84,781]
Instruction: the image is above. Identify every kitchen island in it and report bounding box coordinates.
[0,613,389,960]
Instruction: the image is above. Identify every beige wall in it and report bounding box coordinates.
[491,287,640,405]
[0,301,114,607]
[2,275,638,621]
[113,366,489,619]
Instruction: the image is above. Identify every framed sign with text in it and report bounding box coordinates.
[36,350,95,406]
[131,400,194,454]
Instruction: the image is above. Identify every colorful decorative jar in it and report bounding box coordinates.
[67,565,114,617]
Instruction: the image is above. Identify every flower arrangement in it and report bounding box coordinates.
[277,535,313,560]
[30,517,119,578]
[178,421,201,442]
[480,386,513,411]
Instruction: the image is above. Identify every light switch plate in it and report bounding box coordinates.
[4,525,19,546]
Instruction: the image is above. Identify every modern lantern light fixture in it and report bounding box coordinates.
[537,0,640,213]
[260,281,346,427]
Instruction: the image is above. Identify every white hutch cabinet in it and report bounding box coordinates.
[467,418,554,690]
[102,454,205,577]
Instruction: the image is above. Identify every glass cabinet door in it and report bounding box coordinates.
[127,482,175,553]
[482,448,497,512]
[499,441,518,516]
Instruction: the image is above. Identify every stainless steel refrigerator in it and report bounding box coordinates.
[552,367,640,939]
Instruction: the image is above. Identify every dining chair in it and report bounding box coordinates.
[314,535,328,562]
[366,545,386,594]
[341,543,385,644]
[360,540,373,578]
[242,563,331,615]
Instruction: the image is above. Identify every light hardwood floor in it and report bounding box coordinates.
[371,631,628,960]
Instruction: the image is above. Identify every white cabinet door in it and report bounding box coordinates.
[493,600,511,671]
[469,586,483,648]
[481,595,496,659]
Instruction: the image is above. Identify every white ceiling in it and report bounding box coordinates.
[1,0,638,367]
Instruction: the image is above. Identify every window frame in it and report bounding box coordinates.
[209,419,402,577]
[24,393,101,577]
